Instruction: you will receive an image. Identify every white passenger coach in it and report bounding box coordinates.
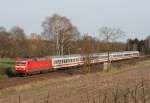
[51,51,139,69]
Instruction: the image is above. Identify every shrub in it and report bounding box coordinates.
[6,67,15,77]
[0,58,15,77]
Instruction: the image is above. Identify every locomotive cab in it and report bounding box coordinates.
[15,60,28,74]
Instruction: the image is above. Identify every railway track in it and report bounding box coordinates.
[0,72,67,89]
[0,56,149,90]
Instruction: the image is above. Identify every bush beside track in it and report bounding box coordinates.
[0,58,15,79]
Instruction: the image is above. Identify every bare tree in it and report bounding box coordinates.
[9,26,26,41]
[0,32,15,57]
[99,26,125,70]
[80,34,97,72]
[9,26,27,57]
[42,14,80,55]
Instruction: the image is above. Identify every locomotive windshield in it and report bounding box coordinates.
[16,61,26,64]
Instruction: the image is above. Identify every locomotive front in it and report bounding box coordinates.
[15,60,28,74]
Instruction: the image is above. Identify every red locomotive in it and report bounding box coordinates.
[15,58,52,75]
[15,51,139,75]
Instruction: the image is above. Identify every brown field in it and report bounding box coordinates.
[0,58,150,103]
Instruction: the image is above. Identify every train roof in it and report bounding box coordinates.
[49,51,139,60]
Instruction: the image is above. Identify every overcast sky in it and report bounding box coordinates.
[0,0,150,41]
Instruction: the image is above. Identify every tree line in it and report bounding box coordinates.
[0,14,149,58]
[126,38,150,54]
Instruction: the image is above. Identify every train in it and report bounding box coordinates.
[15,51,139,75]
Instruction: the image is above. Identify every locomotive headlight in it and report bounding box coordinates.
[15,66,26,68]
[15,66,26,70]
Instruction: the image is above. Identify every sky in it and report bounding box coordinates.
[0,0,150,41]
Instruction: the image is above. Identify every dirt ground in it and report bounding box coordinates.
[0,59,150,103]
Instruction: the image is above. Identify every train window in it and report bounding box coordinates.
[54,61,57,64]
[16,61,26,64]
[124,54,130,56]
[66,59,68,63]
[112,55,118,57]
[58,60,60,64]
[65,59,67,63]
[114,55,122,57]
